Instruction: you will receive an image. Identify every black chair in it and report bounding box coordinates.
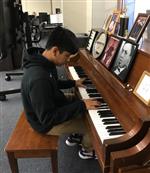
[31,25,42,47]
[0,26,43,102]
[0,47,26,101]
[0,11,44,101]
[5,72,23,81]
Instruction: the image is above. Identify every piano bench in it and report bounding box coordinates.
[4,111,58,173]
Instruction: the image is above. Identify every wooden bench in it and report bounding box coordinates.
[4,111,58,173]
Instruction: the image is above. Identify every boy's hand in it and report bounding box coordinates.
[83,99,101,110]
[75,78,86,88]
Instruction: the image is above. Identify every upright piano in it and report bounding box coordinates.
[66,40,150,173]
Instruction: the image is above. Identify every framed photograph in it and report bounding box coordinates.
[146,10,150,39]
[133,71,150,106]
[100,36,121,69]
[107,10,120,35]
[92,32,108,59]
[111,39,138,82]
[128,13,150,43]
[86,29,99,53]
[103,14,112,31]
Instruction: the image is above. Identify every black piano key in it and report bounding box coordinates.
[107,128,124,132]
[97,108,112,115]
[109,131,126,136]
[83,81,93,85]
[99,104,109,107]
[99,114,115,118]
[77,72,85,75]
[103,120,119,125]
[75,70,85,73]
[74,68,83,71]
[100,103,109,106]
[78,74,88,78]
[86,88,98,93]
[85,78,91,81]
[106,125,122,129]
[76,70,84,73]
[98,111,113,115]
[96,98,104,102]
[102,118,117,122]
[89,93,101,97]
[99,106,109,109]
[97,110,111,114]
[99,110,112,113]
[79,73,85,76]
[84,78,91,81]
[74,66,83,70]
[86,84,95,88]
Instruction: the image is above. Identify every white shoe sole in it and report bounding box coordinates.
[78,150,98,160]
[65,139,77,147]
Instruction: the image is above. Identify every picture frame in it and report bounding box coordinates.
[100,36,121,69]
[111,39,138,82]
[92,31,108,59]
[128,13,150,43]
[86,29,99,53]
[107,10,120,35]
[146,10,150,40]
[102,14,112,31]
[133,71,150,106]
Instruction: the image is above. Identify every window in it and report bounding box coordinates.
[134,0,150,18]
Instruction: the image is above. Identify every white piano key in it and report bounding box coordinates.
[68,66,80,80]
[68,66,124,143]
[89,110,122,143]
[78,87,90,99]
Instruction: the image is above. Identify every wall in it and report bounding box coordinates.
[92,0,117,29]
[134,0,150,18]
[21,0,62,15]
[63,0,117,33]
[62,0,88,33]
[21,0,117,33]
[52,0,63,14]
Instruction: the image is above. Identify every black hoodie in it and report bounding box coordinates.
[21,47,86,133]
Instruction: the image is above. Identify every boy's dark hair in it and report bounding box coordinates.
[45,26,79,54]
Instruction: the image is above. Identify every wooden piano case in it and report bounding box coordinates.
[66,40,150,173]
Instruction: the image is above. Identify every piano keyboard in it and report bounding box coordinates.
[86,30,98,51]
[68,66,125,143]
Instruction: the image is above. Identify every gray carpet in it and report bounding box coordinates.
[58,135,101,173]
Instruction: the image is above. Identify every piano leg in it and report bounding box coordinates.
[110,129,150,173]
[117,165,150,173]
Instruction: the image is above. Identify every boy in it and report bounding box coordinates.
[21,26,100,159]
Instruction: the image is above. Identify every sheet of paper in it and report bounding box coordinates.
[136,74,150,102]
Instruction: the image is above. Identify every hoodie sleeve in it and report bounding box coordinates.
[29,79,86,131]
[57,79,76,89]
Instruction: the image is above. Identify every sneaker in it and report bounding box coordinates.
[78,147,97,160]
[65,133,83,147]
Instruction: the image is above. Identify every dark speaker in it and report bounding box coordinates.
[0,0,23,71]
[118,16,129,37]
[56,8,61,14]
